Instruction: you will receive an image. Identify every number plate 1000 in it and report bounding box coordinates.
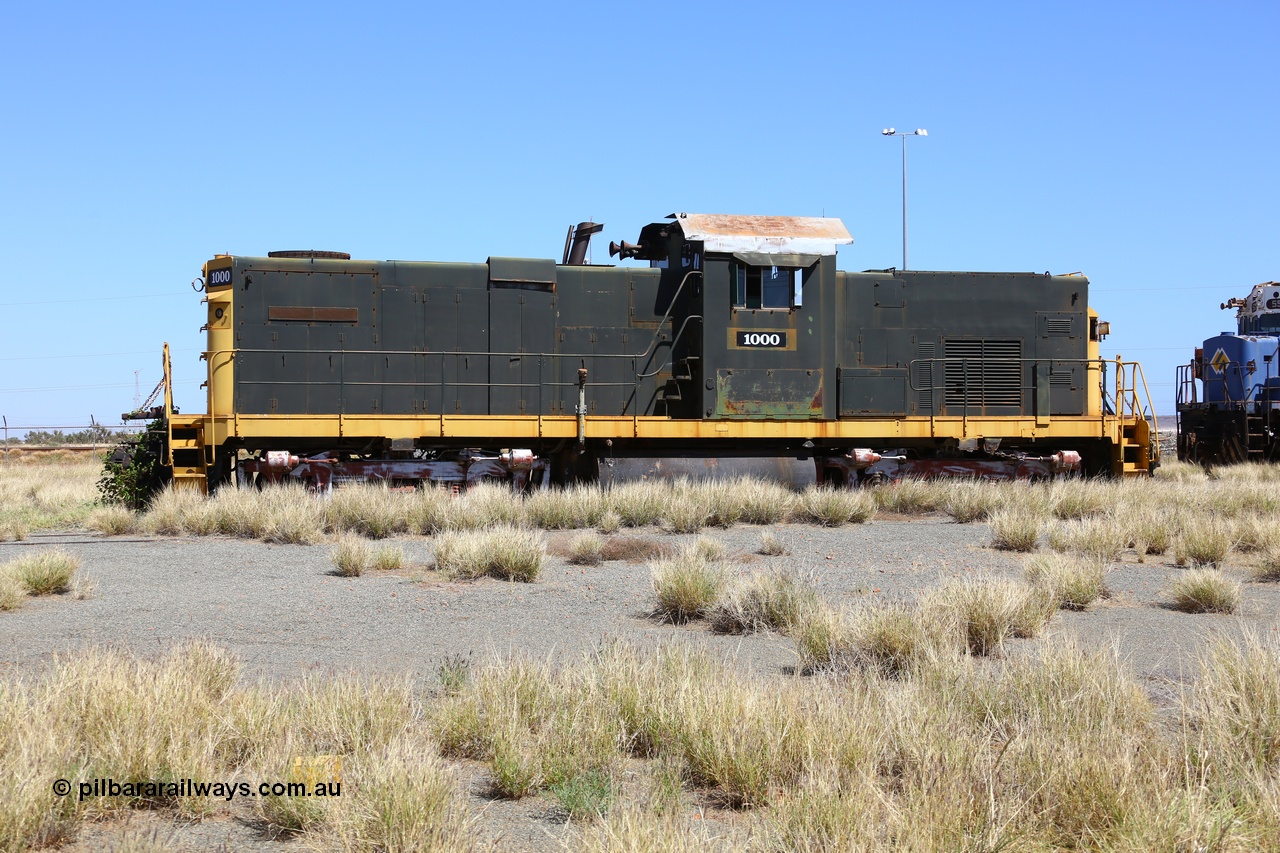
[736,331,788,348]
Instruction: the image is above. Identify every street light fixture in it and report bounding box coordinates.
[881,128,927,270]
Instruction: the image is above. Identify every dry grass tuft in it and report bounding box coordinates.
[331,736,479,851]
[727,477,797,525]
[0,570,28,612]
[707,569,818,634]
[651,553,726,623]
[927,576,1054,654]
[1119,505,1174,560]
[846,601,955,677]
[0,520,28,542]
[988,507,1042,551]
[325,482,415,538]
[371,543,406,571]
[942,481,1002,523]
[757,531,789,556]
[1187,633,1280,777]
[792,604,853,672]
[567,531,606,566]
[140,484,328,544]
[4,548,81,595]
[454,481,524,529]
[13,634,1280,851]
[1173,518,1235,568]
[1046,516,1126,563]
[871,476,947,514]
[794,486,875,526]
[1253,546,1280,582]
[1049,479,1114,519]
[433,525,545,582]
[524,486,605,530]
[1154,457,1210,483]
[330,536,370,577]
[596,510,622,535]
[683,535,726,563]
[85,506,137,536]
[138,487,206,536]
[1025,552,1108,610]
[580,804,718,852]
[662,493,709,534]
[1168,569,1242,613]
[607,482,666,528]
[1231,515,1280,554]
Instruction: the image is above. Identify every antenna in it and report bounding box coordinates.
[133,370,141,409]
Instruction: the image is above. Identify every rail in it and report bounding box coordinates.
[1177,359,1278,411]
[1113,356,1158,437]
[1175,363,1197,407]
[202,344,682,420]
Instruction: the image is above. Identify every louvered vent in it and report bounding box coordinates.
[943,339,1022,409]
[1046,317,1074,337]
[915,342,936,412]
[1050,366,1074,387]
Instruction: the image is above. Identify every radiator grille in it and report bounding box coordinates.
[943,339,1022,409]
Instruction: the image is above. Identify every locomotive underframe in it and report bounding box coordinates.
[1176,403,1280,465]
[174,411,1133,490]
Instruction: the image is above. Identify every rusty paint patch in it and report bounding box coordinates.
[715,368,823,418]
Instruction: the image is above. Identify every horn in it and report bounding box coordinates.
[609,241,643,259]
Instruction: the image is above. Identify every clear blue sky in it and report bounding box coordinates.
[2,1,1276,433]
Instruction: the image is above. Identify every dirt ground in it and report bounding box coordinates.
[3,515,1277,851]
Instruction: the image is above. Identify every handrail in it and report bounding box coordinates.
[907,356,1103,417]
[163,343,174,465]
[905,355,1157,436]
[636,314,703,379]
[1131,359,1159,443]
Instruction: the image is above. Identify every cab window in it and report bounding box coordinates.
[732,263,798,310]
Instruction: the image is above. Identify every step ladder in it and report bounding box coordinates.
[1117,415,1153,477]
[1111,357,1158,477]
[659,356,699,405]
[1245,414,1266,460]
[168,415,209,493]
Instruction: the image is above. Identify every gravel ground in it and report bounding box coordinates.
[4,516,1278,851]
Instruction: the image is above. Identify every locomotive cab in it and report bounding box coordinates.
[620,212,852,421]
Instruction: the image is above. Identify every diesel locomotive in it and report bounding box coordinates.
[1176,282,1280,464]
[129,212,1158,492]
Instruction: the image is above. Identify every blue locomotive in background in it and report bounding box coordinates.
[1177,281,1280,464]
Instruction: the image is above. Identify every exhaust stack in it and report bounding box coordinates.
[562,221,604,265]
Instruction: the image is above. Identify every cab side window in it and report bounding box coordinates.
[731,263,798,310]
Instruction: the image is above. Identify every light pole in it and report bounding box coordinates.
[881,128,927,270]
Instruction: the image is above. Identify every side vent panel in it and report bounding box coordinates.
[942,338,1023,411]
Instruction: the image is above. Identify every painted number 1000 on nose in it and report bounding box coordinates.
[736,331,787,348]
